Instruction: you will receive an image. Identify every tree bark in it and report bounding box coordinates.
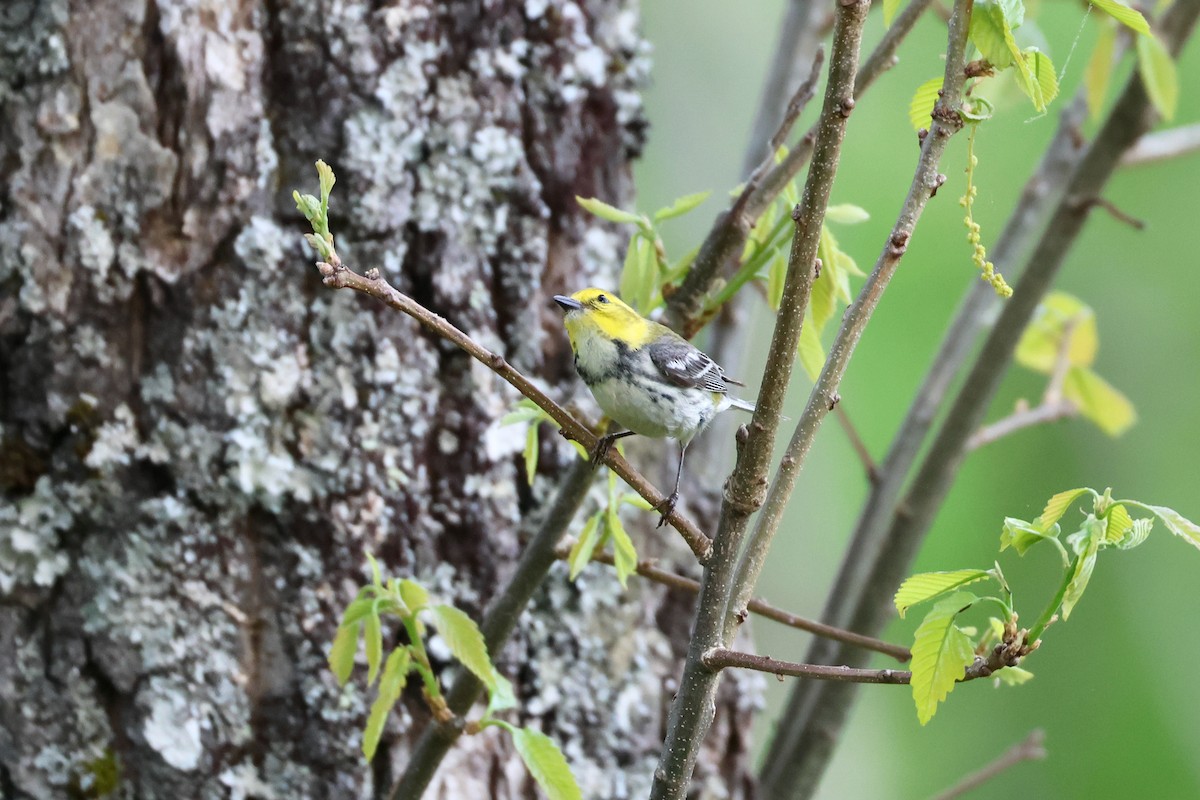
[0,1,755,797]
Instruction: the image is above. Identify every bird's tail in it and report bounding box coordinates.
[728,396,756,413]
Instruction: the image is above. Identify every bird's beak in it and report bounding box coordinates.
[553,295,583,312]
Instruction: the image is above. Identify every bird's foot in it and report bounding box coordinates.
[589,433,621,470]
[655,491,679,528]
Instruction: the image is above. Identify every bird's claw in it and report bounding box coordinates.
[655,492,679,528]
[589,433,621,470]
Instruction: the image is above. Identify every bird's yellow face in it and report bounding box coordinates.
[553,289,654,347]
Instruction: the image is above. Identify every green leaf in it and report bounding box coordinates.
[510,727,582,800]
[429,604,497,691]
[969,2,1015,69]
[363,647,410,762]
[825,204,870,225]
[894,570,992,618]
[1001,516,1060,557]
[1088,0,1150,35]
[293,191,322,223]
[620,235,656,313]
[487,672,517,716]
[1062,367,1136,436]
[1022,48,1060,110]
[328,621,360,685]
[653,191,711,222]
[567,512,603,579]
[909,77,944,131]
[366,552,384,588]
[316,159,336,205]
[606,508,637,588]
[500,399,548,426]
[1038,488,1092,530]
[399,579,429,614]
[523,423,540,485]
[910,592,978,725]
[1062,524,1102,619]
[575,196,643,226]
[341,595,378,627]
[1085,21,1118,119]
[1016,292,1098,373]
[1136,33,1178,121]
[365,611,383,686]
[620,492,654,511]
[1119,518,1154,550]
[766,252,787,312]
[883,0,902,27]
[1126,503,1200,551]
[1104,503,1134,545]
[994,666,1035,686]
[797,314,826,381]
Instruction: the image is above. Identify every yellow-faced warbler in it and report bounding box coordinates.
[554,288,755,525]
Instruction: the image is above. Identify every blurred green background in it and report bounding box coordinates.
[635,2,1200,798]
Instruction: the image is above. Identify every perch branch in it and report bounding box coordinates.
[930,730,1047,800]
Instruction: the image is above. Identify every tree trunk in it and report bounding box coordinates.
[0,1,755,797]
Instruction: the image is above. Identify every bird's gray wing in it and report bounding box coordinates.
[647,335,729,393]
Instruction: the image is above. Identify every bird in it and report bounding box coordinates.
[553,288,755,525]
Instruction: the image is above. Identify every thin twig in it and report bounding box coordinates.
[705,632,1029,683]
[929,730,1047,800]
[966,399,1077,451]
[834,403,878,480]
[390,460,595,799]
[757,2,1200,796]
[650,4,873,797]
[1073,195,1147,229]
[555,545,911,662]
[315,260,713,562]
[727,0,977,639]
[1120,122,1200,166]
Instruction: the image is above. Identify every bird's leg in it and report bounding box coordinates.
[590,429,636,470]
[655,444,687,528]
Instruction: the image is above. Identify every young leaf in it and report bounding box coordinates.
[1001,517,1061,558]
[1022,49,1060,110]
[1136,33,1178,121]
[1088,0,1151,35]
[399,579,429,614]
[620,235,656,313]
[767,252,787,312]
[894,570,992,618]
[365,610,384,686]
[1063,367,1137,436]
[363,647,411,762]
[825,204,870,225]
[568,512,603,579]
[575,196,642,226]
[1085,21,1118,119]
[341,596,379,627]
[1062,529,1101,619]
[653,191,711,222]
[429,604,497,691]
[910,592,978,725]
[329,621,361,686]
[510,726,583,800]
[797,315,826,382]
[366,552,384,588]
[994,666,1035,686]
[606,507,638,588]
[969,1,1017,69]
[1015,292,1098,373]
[1104,503,1135,544]
[883,0,902,27]
[487,671,517,716]
[1038,488,1092,530]
[1126,503,1200,551]
[909,77,944,131]
[1118,518,1154,550]
[523,423,540,485]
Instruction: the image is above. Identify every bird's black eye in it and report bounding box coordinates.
[597,294,609,304]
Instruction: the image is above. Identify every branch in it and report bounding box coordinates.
[705,631,1029,683]
[556,545,911,662]
[834,404,878,480]
[966,398,1076,451]
[663,0,935,335]
[929,730,1047,800]
[1120,122,1200,166]
[315,260,713,562]
[757,2,1200,796]
[727,0,977,637]
[650,3,873,797]
[390,459,595,799]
